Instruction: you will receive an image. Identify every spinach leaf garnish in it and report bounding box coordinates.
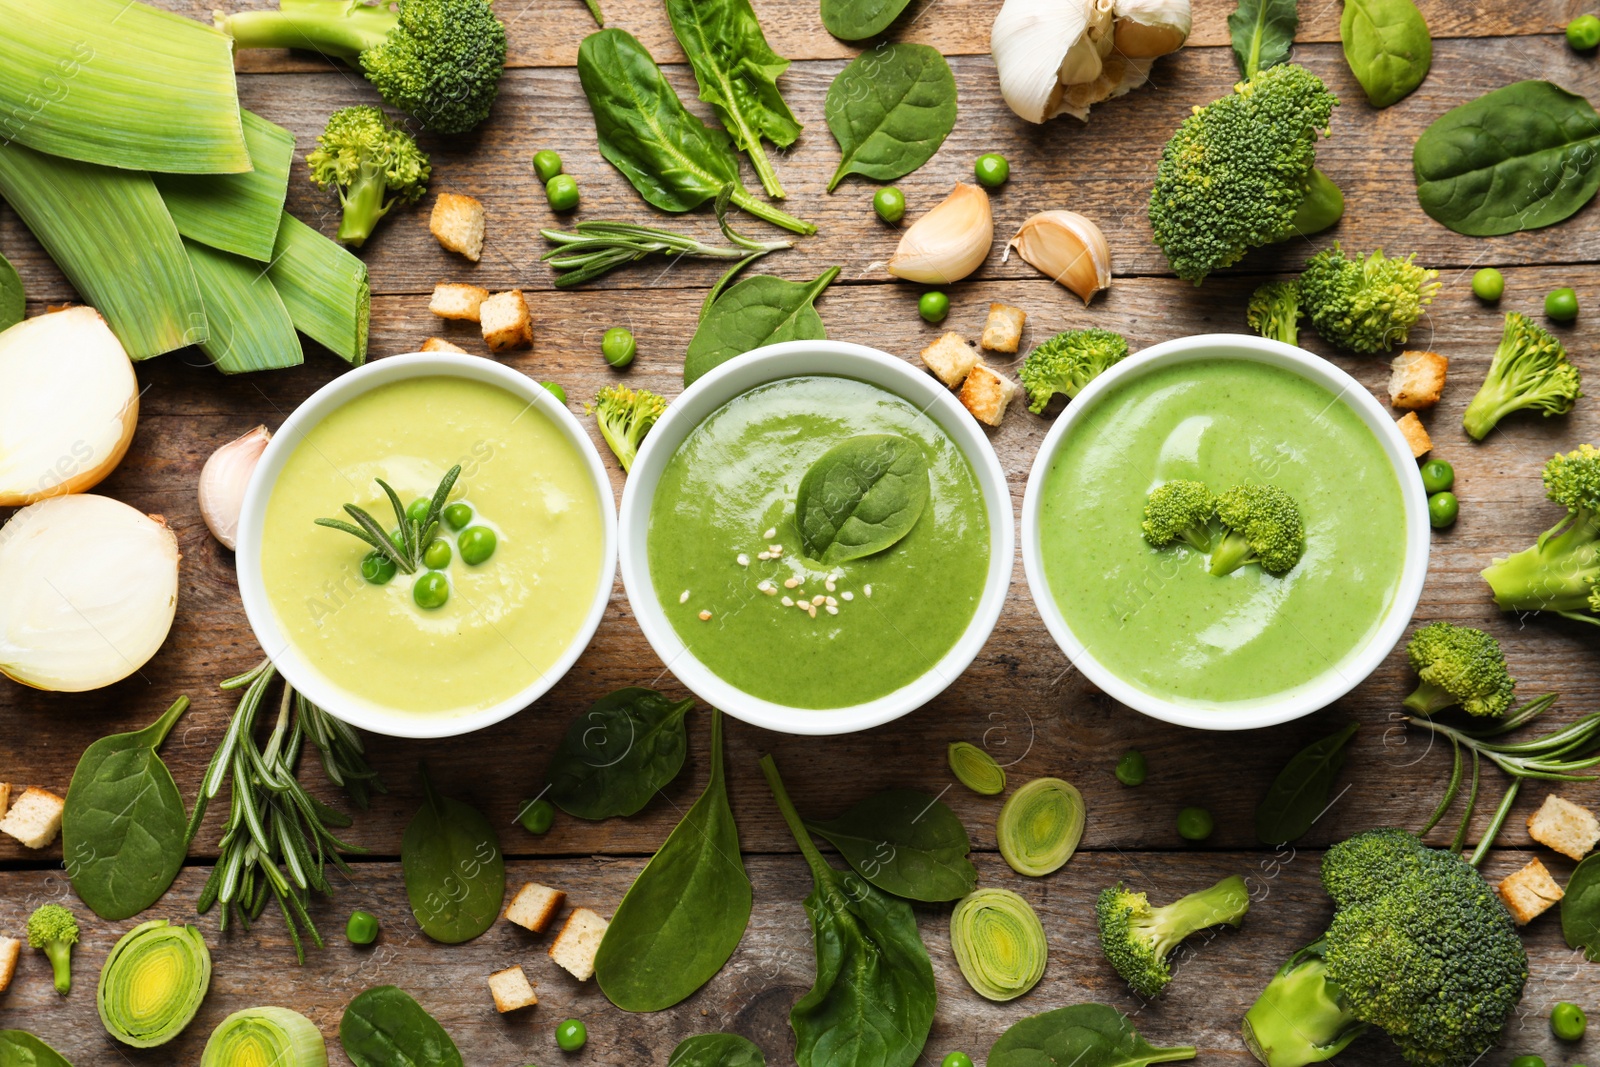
[670,1033,767,1067]
[401,764,505,944]
[1340,0,1431,108]
[1254,722,1359,846]
[340,985,464,1067]
[684,267,840,386]
[546,687,695,820]
[0,1029,74,1066]
[0,252,23,331]
[987,1003,1197,1067]
[825,43,957,192]
[1562,853,1600,961]
[1227,0,1298,78]
[821,0,913,42]
[805,789,977,902]
[796,434,930,564]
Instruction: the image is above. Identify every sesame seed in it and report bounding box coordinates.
[825,579,836,592]
[842,591,854,601]
[783,577,801,589]
[826,605,839,615]
[679,590,690,603]
[864,584,873,598]
[811,595,825,606]
[756,551,771,560]
[737,553,750,566]
[698,610,713,621]
[758,581,776,595]
[763,527,776,540]
[769,544,781,553]
[825,596,837,607]
[807,605,817,618]
[781,596,794,606]
[797,601,810,612]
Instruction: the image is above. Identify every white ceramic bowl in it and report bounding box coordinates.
[1020,333,1430,731]
[619,341,1014,736]
[236,354,617,739]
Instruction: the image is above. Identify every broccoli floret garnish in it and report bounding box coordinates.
[1402,621,1515,718]
[1299,245,1440,354]
[1247,281,1303,346]
[1462,312,1581,441]
[1210,484,1304,576]
[1148,64,1342,284]
[1142,480,1216,553]
[1018,328,1130,414]
[1481,444,1600,621]
[1096,875,1250,999]
[1243,829,1527,1067]
[217,0,507,134]
[589,384,667,472]
[27,903,79,995]
[307,106,431,248]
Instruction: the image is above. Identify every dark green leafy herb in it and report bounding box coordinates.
[0,252,23,331]
[402,764,505,944]
[825,44,957,192]
[988,1003,1197,1067]
[595,709,751,1011]
[684,267,840,385]
[796,434,929,564]
[1413,81,1600,236]
[669,1033,767,1067]
[0,1030,73,1066]
[546,687,695,819]
[1340,0,1431,108]
[1254,722,1358,845]
[1562,853,1600,961]
[315,464,459,575]
[1227,0,1298,78]
[340,986,464,1067]
[804,788,976,902]
[821,0,913,42]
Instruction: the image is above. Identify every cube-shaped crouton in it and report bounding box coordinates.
[480,290,533,352]
[420,337,468,354]
[0,783,11,819]
[0,787,63,849]
[549,907,608,981]
[1528,794,1600,861]
[429,283,489,322]
[488,965,537,1012]
[1498,857,1563,924]
[1396,412,1431,458]
[1389,350,1448,410]
[980,303,1027,353]
[506,882,566,934]
[960,362,1018,428]
[920,332,979,388]
[0,936,18,993]
[429,193,484,262]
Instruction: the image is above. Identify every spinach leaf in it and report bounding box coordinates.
[583,0,603,25]
[1227,0,1298,78]
[684,267,840,385]
[1340,0,1430,108]
[665,0,800,200]
[761,756,936,1067]
[805,789,976,902]
[340,986,464,1067]
[0,253,22,331]
[401,765,504,944]
[796,434,930,564]
[1562,853,1600,961]
[670,1033,767,1067]
[821,0,913,42]
[62,696,191,921]
[596,709,751,1011]
[825,43,957,192]
[577,28,814,235]
[1254,722,1359,846]
[1414,80,1600,236]
[546,687,695,820]
[988,1003,1197,1067]
[0,1030,74,1066]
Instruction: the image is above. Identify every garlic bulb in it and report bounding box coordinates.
[0,307,138,506]
[0,494,180,692]
[199,426,271,551]
[888,183,994,285]
[1005,211,1112,303]
[1113,0,1192,57]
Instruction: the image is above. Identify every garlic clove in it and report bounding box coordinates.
[888,183,994,285]
[1112,0,1192,57]
[991,0,1092,124]
[1005,211,1113,304]
[199,425,271,551]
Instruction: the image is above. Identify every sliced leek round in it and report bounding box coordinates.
[201,1006,328,1067]
[950,888,1048,1001]
[98,920,212,1047]
[997,777,1085,877]
[948,741,1006,796]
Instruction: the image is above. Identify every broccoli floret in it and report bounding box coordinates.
[1481,444,1600,621]
[1461,312,1581,441]
[1247,281,1303,346]
[307,106,431,248]
[1096,875,1250,999]
[1244,830,1527,1067]
[1148,64,1341,284]
[589,385,667,472]
[1142,480,1216,553]
[1402,621,1515,718]
[1298,246,1440,355]
[217,0,506,134]
[27,903,78,995]
[1210,484,1304,576]
[1018,328,1130,414]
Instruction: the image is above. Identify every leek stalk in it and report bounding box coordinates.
[97,920,213,1048]
[268,212,370,366]
[158,111,297,262]
[201,1006,328,1067]
[185,240,304,374]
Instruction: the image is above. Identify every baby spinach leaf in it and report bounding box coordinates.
[0,253,23,331]
[684,267,840,386]
[762,756,937,1067]
[62,696,191,921]
[805,788,976,902]
[595,708,752,1012]
[988,1003,1197,1067]
[0,1030,74,1066]
[825,43,957,192]
[545,687,695,819]
[1413,80,1600,236]
[340,985,464,1067]
[401,765,504,944]
[797,434,930,564]
[1254,722,1359,846]
[670,1033,767,1067]
[821,0,913,42]
[1340,0,1431,108]
[1227,0,1298,78]
[1562,853,1600,961]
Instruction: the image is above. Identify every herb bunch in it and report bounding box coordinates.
[315,464,460,575]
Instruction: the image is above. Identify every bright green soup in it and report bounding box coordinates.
[648,375,990,709]
[1038,357,1407,708]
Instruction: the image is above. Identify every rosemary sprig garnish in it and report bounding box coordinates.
[315,464,461,574]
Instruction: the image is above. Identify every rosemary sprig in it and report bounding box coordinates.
[315,464,460,574]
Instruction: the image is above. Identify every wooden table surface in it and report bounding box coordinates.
[3,1,1600,1063]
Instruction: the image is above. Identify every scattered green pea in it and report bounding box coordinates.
[546,173,580,212]
[1177,806,1214,841]
[443,503,473,531]
[1569,13,1600,50]
[1419,458,1454,495]
[1428,491,1459,529]
[1552,1002,1587,1042]
[919,290,950,324]
[423,538,452,569]
[360,550,396,585]
[1511,1056,1547,1067]
[459,526,498,565]
[602,327,636,369]
[555,1018,587,1052]
[405,497,430,524]
[518,798,556,834]
[346,910,379,945]
[533,149,563,183]
[1546,287,1580,322]
[413,571,450,610]
[974,153,1010,188]
[1115,749,1147,786]
[942,1054,975,1067]
[542,381,568,405]
[1471,267,1505,302]
[874,186,906,223]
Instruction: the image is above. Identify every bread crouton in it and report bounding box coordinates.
[0,783,11,820]
[420,337,468,354]
[429,283,489,322]
[920,332,979,388]
[480,290,533,352]
[1396,412,1431,458]
[980,303,1027,353]
[1528,794,1600,861]
[506,882,566,934]
[1497,857,1563,924]
[1389,350,1448,410]
[549,907,608,981]
[960,362,1018,427]
[0,936,18,993]
[0,787,63,849]
[429,193,484,262]
[488,965,537,1012]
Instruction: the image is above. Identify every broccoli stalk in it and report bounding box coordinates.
[1242,940,1368,1067]
[1247,281,1303,346]
[1462,312,1581,441]
[1271,168,1345,242]
[1096,875,1250,999]
[1481,444,1600,620]
[1018,328,1130,414]
[1299,245,1440,354]
[27,904,79,996]
[589,384,667,472]
[1142,480,1216,553]
[1210,484,1304,576]
[1401,621,1515,717]
[307,106,431,247]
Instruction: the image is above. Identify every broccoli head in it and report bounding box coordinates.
[1403,621,1515,718]
[1142,480,1216,553]
[307,106,431,247]
[1247,280,1303,347]
[217,0,507,134]
[1211,484,1304,576]
[1096,875,1250,999]
[1299,246,1440,354]
[27,903,78,995]
[589,385,667,472]
[1462,312,1581,441]
[1018,328,1130,414]
[1148,64,1341,284]
[1243,829,1527,1067]
[1481,444,1600,621]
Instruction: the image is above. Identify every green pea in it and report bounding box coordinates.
[1428,491,1459,529]
[443,503,473,531]
[459,526,498,565]
[602,327,636,369]
[919,291,950,324]
[1419,458,1454,495]
[405,498,430,524]
[413,571,450,610]
[1546,287,1580,322]
[518,798,555,834]
[533,149,563,183]
[873,186,906,223]
[1471,267,1505,302]
[942,1054,975,1067]
[423,539,452,569]
[1552,1002,1587,1041]
[974,153,1010,188]
[1115,749,1147,786]
[1511,1057,1547,1067]
[1177,806,1213,841]
[1569,13,1600,49]
[555,1018,587,1052]
[542,381,568,405]
[360,551,396,585]
[546,174,580,212]
[345,910,379,945]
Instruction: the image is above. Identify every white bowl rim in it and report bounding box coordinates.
[235,352,618,739]
[618,340,1015,736]
[1019,333,1431,732]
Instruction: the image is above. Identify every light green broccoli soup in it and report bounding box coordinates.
[1038,357,1408,708]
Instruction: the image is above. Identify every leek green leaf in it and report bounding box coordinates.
[157,111,296,263]
[804,788,976,902]
[546,687,695,820]
[950,888,1048,1001]
[268,212,370,366]
[97,920,212,1048]
[340,986,463,1067]
[669,1034,766,1067]
[184,240,304,374]
[402,764,505,944]
[201,1007,327,1067]
[0,254,22,332]
[0,1030,74,1066]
